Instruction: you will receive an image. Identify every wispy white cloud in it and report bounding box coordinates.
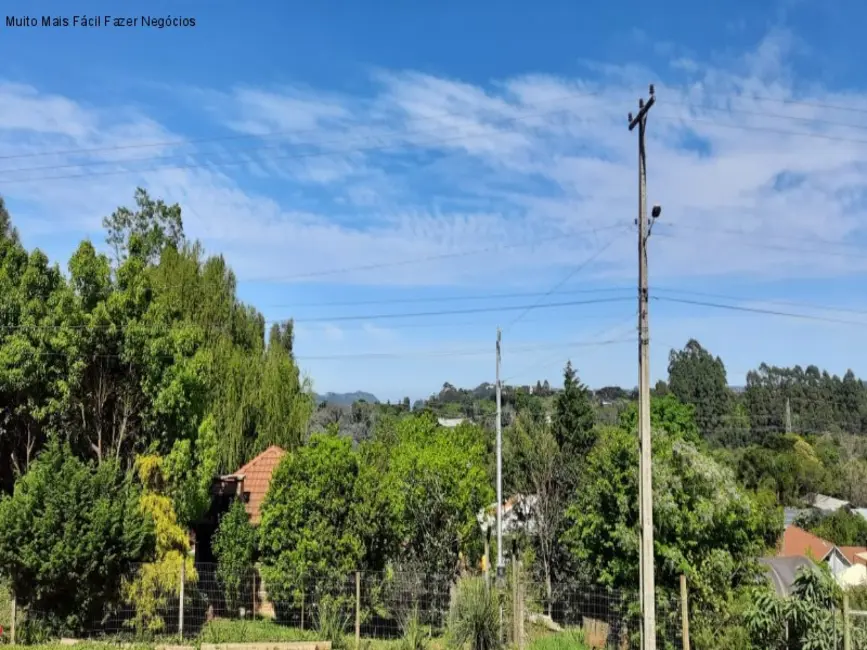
[1,28,866,293]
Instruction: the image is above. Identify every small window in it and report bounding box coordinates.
[242,492,251,503]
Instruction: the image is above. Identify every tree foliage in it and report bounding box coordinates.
[0,189,312,494]
[552,361,595,457]
[563,423,782,613]
[0,440,152,632]
[258,433,364,603]
[667,339,731,442]
[213,497,256,612]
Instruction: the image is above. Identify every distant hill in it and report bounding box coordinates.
[314,391,380,406]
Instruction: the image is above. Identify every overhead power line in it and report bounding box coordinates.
[502,231,622,333]
[4,87,867,166]
[242,222,627,283]
[21,335,633,362]
[654,296,867,327]
[7,97,867,184]
[285,284,634,309]
[0,295,632,331]
[653,228,867,261]
[653,287,867,317]
[293,296,633,324]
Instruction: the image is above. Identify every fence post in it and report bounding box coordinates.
[844,591,852,650]
[355,571,361,650]
[178,559,186,639]
[516,557,524,650]
[252,569,257,619]
[680,575,690,650]
[10,593,15,645]
[300,587,305,631]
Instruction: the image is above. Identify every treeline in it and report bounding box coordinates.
[0,189,859,649]
[0,189,312,494]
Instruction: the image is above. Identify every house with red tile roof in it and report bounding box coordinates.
[778,525,851,576]
[220,445,286,525]
[839,546,867,567]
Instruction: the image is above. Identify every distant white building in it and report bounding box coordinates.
[477,494,539,537]
[810,493,851,514]
[437,417,465,428]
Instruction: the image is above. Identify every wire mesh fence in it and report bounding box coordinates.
[8,563,689,649]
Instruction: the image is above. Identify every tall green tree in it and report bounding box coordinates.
[258,433,364,604]
[504,412,568,614]
[563,424,782,613]
[667,339,731,443]
[552,361,595,457]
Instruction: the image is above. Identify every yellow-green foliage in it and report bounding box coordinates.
[123,454,197,633]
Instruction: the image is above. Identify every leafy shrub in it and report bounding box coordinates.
[399,605,429,650]
[213,497,256,613]
[0,441,152,634]
[123,454,197,635]
[447,577,500,650]
[744,563,848,650]
[317,595,351,650]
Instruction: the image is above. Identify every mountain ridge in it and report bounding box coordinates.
[314,391,380,406]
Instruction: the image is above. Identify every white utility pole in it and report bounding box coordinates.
[629,84,657,650]
[495,327,505,583]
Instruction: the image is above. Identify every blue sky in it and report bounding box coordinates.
[1,0,867,402]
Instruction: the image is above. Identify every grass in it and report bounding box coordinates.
[526,629,589,650]
[199,618,319,643]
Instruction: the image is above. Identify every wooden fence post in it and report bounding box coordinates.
[300,588,305,631]
[355,571,361,650]
[680,575,690,650]
[252,569,257,619]
[512,559,519,646]
[10,594,16,645]
[844,592,852,650]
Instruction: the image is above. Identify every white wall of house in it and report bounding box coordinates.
[827,549,851,576]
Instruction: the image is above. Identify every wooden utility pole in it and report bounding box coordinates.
[495,328,504,584]
[629,83,657,650]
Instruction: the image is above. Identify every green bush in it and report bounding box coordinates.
[399,605,429,650]
[447,577,500,650]
[213,497,256,613]
[0,441,153,634]
[318,595,352,650]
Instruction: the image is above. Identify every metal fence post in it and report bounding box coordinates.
[355,571,361,650]
[178,559,186,639]
[844,592,852,650]
[680,575,690,650]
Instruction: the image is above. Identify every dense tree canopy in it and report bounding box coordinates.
[667,339,730,442]
[4,187,867,649]
[0,440,152,632]
[0,189,312,494]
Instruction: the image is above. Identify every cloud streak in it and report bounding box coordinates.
[0,29,866,291]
